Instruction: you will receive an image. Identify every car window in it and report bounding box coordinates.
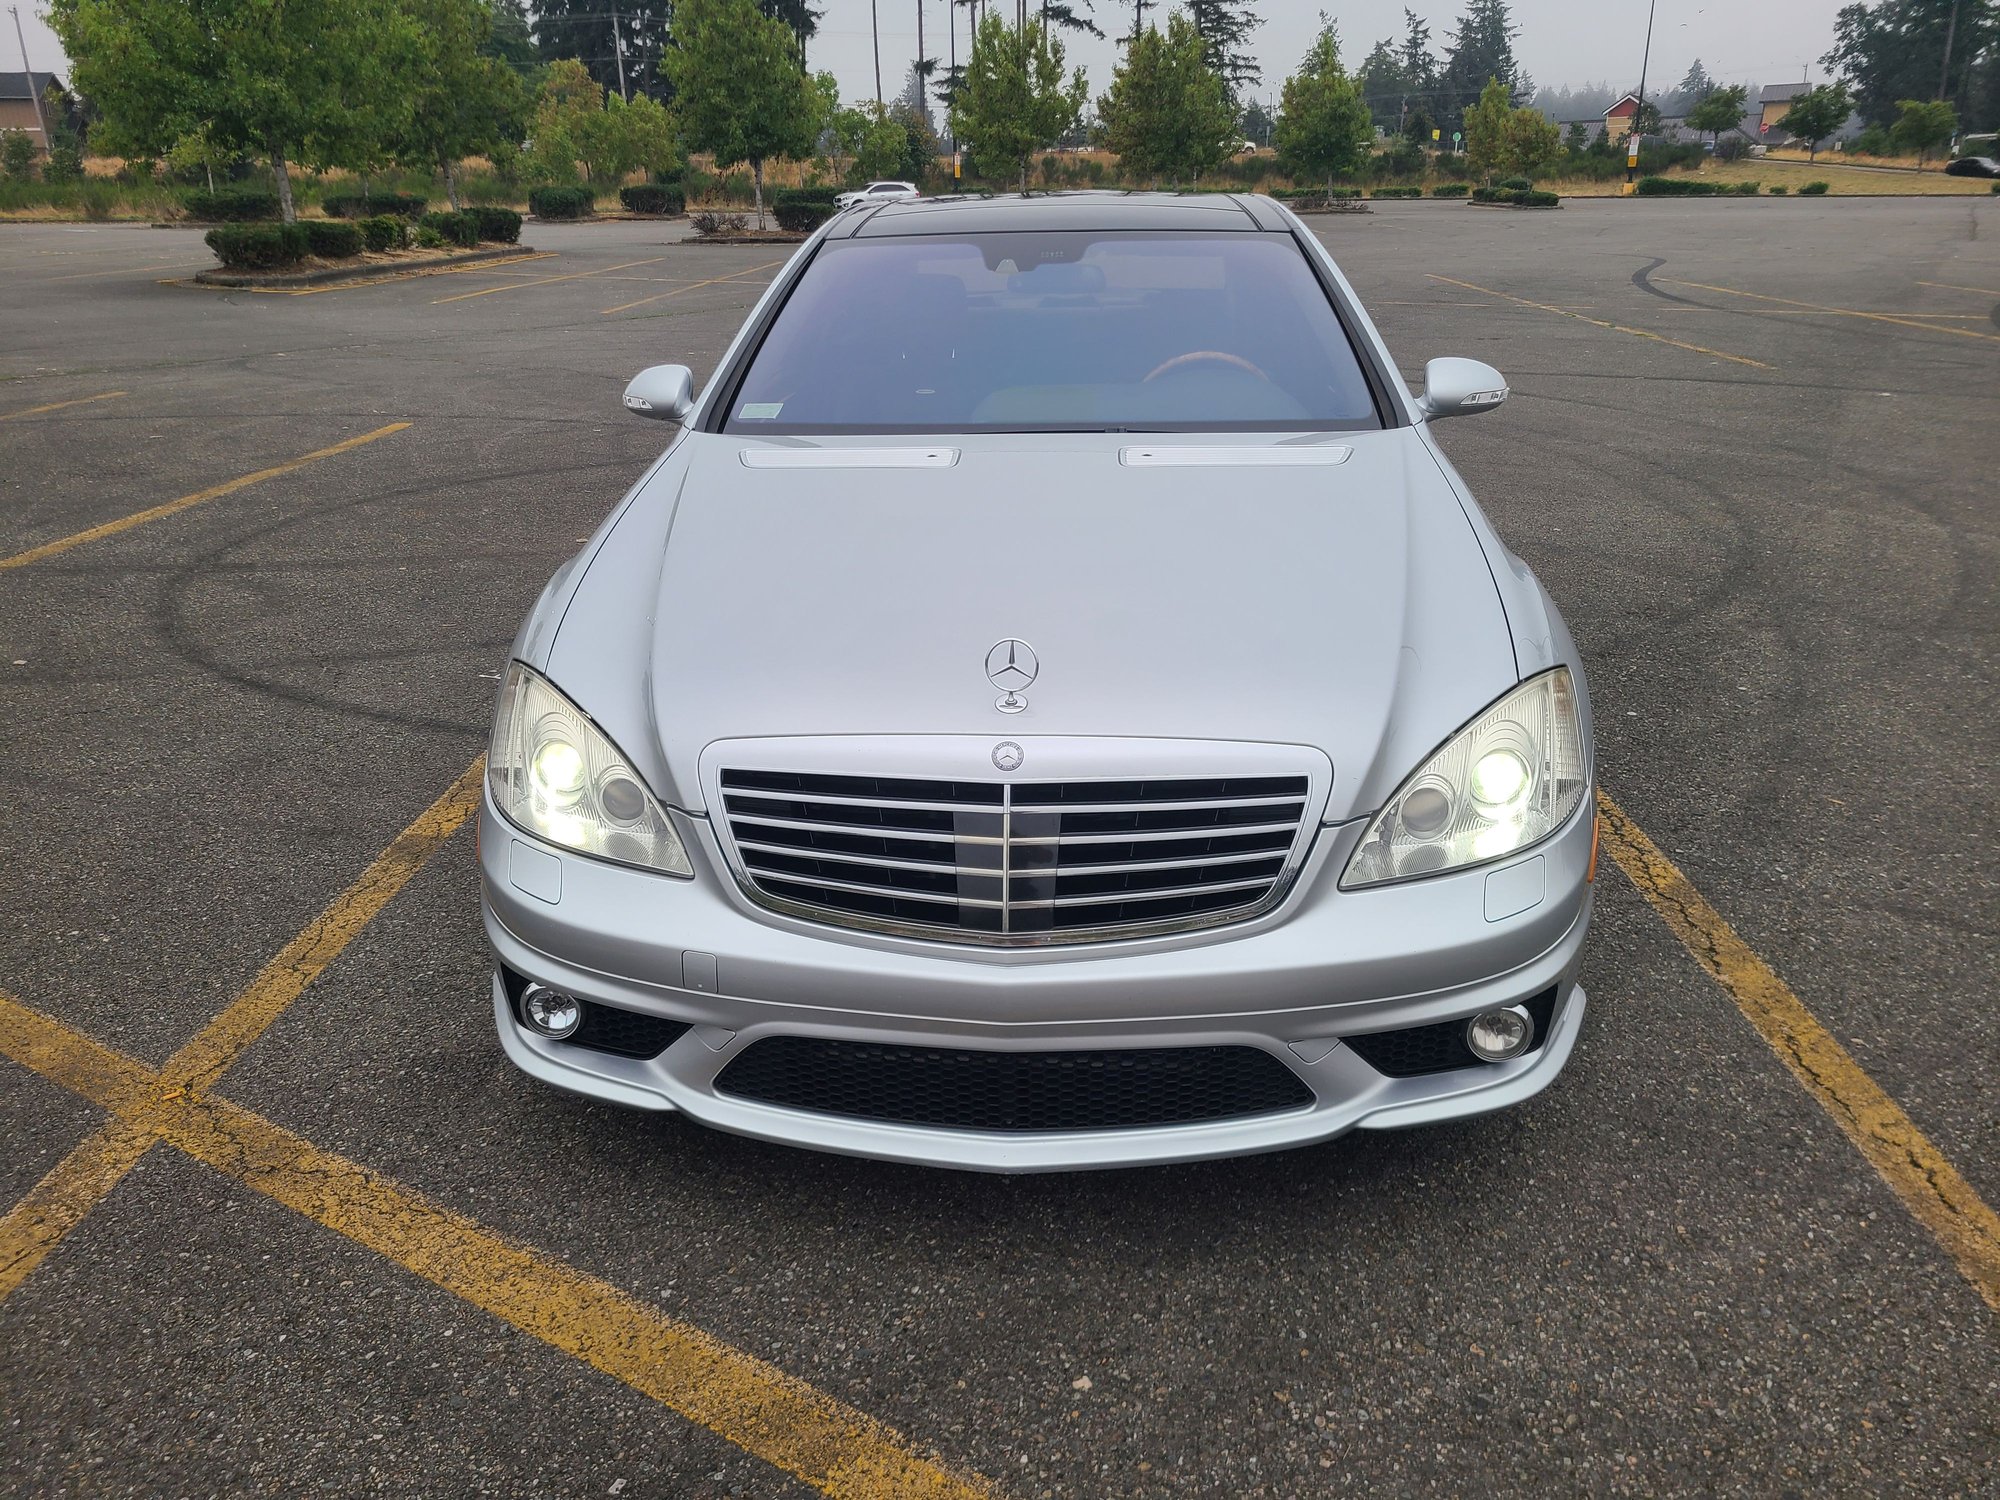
[724,231,1383,434]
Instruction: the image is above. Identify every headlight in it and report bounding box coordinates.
[488,662,692,878]
[1342,667,1586,889]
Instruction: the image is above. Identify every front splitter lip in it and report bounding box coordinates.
[490,977,1588,1173]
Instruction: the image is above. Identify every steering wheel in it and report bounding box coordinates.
[1142,350,1273,384]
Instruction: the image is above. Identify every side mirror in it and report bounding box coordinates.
[1417,357,1508,420]
[622,364,695,422]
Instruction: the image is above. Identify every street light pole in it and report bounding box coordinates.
[7,6,49,150]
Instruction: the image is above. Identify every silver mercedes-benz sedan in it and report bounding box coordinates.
[480,192,1596,1171]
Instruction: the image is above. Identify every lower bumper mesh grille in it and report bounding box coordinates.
[715,1038,1315,1133]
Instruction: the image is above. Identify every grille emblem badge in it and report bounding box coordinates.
[992,741,1024,772]
[986,638,1037,713]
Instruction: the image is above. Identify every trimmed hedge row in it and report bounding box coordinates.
[1800,181,1830,195]
[1370,185,1422,198]
[1471,185,1561,207]
[205,222,308,268]
[323,191,427,219]
[528,185,594,219]
[1636,176,1760,196]
[1430,183,1471,197]
[772,187,836,233]
[1271,186,1362,201]
[183,189,279,221]
[619,183,685,215]
[205,207,522,269]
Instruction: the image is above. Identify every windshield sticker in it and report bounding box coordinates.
[738,402,784,420]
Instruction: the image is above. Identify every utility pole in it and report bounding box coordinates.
[873,0,883,105]
[1625,0,1656,193]
[1937,0,1961,100]
[917,0,926,121]
[7,6,48,151]
[611,8,630,100]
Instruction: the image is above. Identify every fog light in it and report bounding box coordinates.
[1465,1005,1534,1061]
[521,984,582,1039]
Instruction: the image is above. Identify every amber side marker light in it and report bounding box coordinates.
[1586,810,1602,883]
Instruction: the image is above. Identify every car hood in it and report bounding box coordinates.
[544,430,1519,824]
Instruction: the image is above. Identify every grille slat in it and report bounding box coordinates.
[722,767,1313,945]
[716,1038,1315,1132]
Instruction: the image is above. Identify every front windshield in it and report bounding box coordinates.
[722,231,1383,434]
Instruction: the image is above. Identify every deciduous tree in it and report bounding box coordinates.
[1890,96,1957,163]
[393,0,528,208]
[1778,80,1853,159]
[949,13,1089,193]
[669,0,821,226]
[51,0,415,221]
[1098,12,1236,184]
[1686,82,1749,145]
[1273,23,1372,196]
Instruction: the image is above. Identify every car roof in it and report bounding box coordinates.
[827,191,1288,239]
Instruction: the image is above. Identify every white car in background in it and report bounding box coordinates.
[836,180,921,211]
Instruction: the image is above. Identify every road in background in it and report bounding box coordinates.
[1,202,1994,1496]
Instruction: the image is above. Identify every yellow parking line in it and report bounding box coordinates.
[0,422,410,570]
[1916,280,2000,298]
[0,760,485,1300]
[601,259,785,315]
[1596,789,2000,1313]
[1429,275,1774,369]
[0,994,993,1496]
[37,261,185,283]
[289,251,555,296]
[1662,277,2000,343]
[434,254,672,304]
[0,390,127,422]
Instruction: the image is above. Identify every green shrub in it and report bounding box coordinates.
[419,209,480,247]
[1635,176,1757,197]
[690,209,748,236]
[204,222,309,270]
[43,143,84,185]
[412,224,446,248]
[778,185,840,206]
[1430,183,1471,197]
[357,214,407,251]
[183,189,280,221]
[773,199,832,232]
[1498,175,1533,191]
[1800,180,1830,195]
[1471,185,1521,203]
[464,205,522,243]
[527,185,594,219]
[1517,189,1561,207]
[1369,185,1422,198]
[301,219,362,257]
[0,129,34,181]
[1768,184,1788,194]
[619,183,684,215]
[322,191,426,218]
[1732,180,1760,195]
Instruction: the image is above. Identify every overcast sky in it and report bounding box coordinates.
[8,0,1846,112]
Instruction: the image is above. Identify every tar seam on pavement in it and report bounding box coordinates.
[1596,789,2000,1313]
[0,421,413,570]
[1429,273,1776,369]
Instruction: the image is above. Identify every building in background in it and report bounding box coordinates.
[0,70,60,153]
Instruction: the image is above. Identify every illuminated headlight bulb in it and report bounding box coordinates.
[1469,747,1531,812]
[531,739,586,804]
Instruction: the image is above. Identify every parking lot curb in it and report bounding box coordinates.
[192,245,542,289]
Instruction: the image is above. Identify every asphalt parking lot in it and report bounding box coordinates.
[2,197,1995,1497]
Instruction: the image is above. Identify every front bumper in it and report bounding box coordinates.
[480,788,1596,1171]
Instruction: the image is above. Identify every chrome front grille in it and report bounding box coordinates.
[718,768,1314,944]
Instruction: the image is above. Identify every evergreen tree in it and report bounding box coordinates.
[1186,0,1262,101]
[485,0,540,77]
[1356,38,1406,132]
[1099,11,1236,183]
[1439,0,1522,119]
[532,0,673,101]
[759,0,822,67]
[949,12,1088,191]
[1398,8,1435,92]
[1273,21,1372,194]
[1824,0,1998,129]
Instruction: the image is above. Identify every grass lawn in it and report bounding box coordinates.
[1548,156,1994,196]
